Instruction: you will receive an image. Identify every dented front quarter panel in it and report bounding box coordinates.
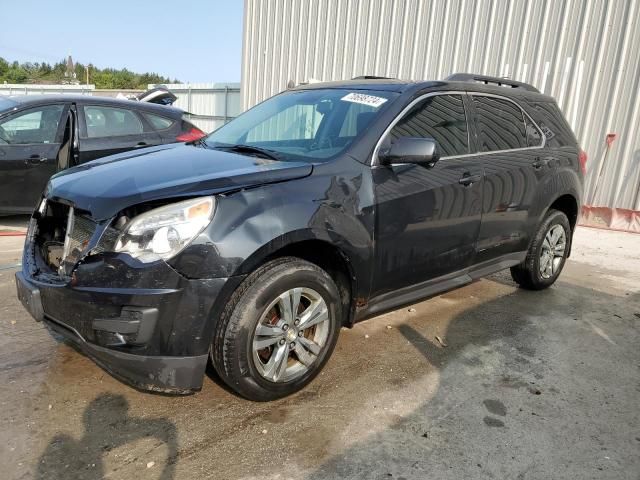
[170,155,377,302]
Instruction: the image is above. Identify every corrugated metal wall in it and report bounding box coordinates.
[151,83,241,132]
[242,0,640,211]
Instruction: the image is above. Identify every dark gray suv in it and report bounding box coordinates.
[16,74,585,401]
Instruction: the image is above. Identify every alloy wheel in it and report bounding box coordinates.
[539,224,566,279]
[252,287,330,383]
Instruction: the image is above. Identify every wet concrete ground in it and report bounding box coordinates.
[1,218,639,479]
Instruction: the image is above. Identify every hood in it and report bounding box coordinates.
[46,143,313,220]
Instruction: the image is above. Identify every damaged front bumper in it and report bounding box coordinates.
[17,229,234,394]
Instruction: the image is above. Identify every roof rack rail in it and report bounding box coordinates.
[352,75,395,80]
[445,73,540,93]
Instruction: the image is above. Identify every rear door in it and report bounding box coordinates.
[371,93,483,297]
[0,104,68,212]
[468,94,546,263]
[140,110,182,143]
[77,104,162,163]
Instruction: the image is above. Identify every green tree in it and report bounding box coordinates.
[0,56,176,88]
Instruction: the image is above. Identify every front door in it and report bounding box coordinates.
[0,104,68,213]
[371,93,483,298]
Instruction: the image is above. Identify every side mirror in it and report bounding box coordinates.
[379,137,440,167]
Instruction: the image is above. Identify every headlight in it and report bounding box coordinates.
[114,196,215,262]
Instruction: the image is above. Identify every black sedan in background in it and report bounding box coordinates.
[0,94,205,214]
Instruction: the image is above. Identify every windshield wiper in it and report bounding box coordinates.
[213,144,281,160]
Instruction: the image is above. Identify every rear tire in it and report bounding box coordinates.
[211,257,341,401]
[510,209,571,290]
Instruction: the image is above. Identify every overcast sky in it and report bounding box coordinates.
[0,0,244,83]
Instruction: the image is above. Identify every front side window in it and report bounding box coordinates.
[472,96,528,151]
[386,94,469,157]
[84,106,144,138]
[205,89,398,161]
[0,105,64,145]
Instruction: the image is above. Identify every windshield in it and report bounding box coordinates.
[205,89,398,161]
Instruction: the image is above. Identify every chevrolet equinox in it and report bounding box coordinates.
[16,74,585,401]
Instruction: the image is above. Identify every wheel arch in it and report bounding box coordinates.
[234,232,360,327]
[541,193,579,257]
[548,193,579,232]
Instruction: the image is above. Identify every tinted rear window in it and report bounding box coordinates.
[472,96,528,151]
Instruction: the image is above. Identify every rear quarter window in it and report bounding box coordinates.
[524,116,543,147]
[143,112,175,131]
[521,100,577,148]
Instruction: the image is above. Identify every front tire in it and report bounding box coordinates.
[510,209,571,290]
[211,257,342,401]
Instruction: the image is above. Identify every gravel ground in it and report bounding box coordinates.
[0,219,638,480]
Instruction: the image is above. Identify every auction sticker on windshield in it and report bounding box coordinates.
[341,93,388,108]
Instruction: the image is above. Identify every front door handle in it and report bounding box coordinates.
[459,173,481,186]
[26,154,48,165]
[134,142,148,148]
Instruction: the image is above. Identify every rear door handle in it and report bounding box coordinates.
[26,154,48,165]
[459,173,482,186]
[532,157,553,169]
[134,142,148,148]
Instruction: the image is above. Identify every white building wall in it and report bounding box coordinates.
[0,84,94,96]
[150,83,241,132]
[242,0,640,211]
